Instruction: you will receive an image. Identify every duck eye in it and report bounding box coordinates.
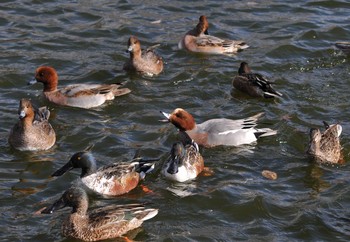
[40,72,44,77]
[77,156,81,160]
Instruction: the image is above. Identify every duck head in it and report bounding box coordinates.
[52,151,97,178]
[41,187,88,214]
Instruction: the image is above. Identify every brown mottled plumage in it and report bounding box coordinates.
[307,122,344,164]
[41,187,158,241]
[8,98,56,151]
[123,36,163,76]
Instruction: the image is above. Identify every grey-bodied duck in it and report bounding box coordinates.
[178,15,249,54]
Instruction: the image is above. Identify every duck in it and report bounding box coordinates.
[178,15,249,54]
[28,66,131,109]
[232,62,282,98]
[123,36,164,76]
[8,98,56,151]
[335,42,350,55]
[307,121,344,164]
[160,108,277,147]
[162,131,204,182]
[51,149,156,196]
[41,187,158,241]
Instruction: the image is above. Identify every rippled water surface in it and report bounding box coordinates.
[1,0,350,241]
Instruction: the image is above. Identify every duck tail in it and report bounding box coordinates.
[254,128,277,138]
[134,158,158,179]
[112,87,131,97]
[136,208,159,221]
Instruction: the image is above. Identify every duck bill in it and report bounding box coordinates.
[159,111,170,122]
[51,161,73,177]
[18,110,26,119]
[40,196,66,214]
[28,78,37,85]
[167,156,180,175]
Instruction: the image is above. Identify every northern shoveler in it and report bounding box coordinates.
[307,121,344,164]
[51,149,156,196]
[160,108,277,147]
[41,187,158,241]
[8,98,56,151]
[232,62,282,98]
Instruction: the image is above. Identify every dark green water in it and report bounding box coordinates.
[1,0,350,241]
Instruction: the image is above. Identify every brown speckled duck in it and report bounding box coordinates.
[178,15,249,54]
[41,187,158,241]
[8,98,56,151]
[123,36,164,76]
[232,62,282,98]
[307,121,344,164]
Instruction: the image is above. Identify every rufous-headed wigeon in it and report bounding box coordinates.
[232,62,282,98]
[51,149,156,196]
[161,108,277,147]
[41,187,158,241]
[28,66,131,109]
[8,98,56,151]
[178,15,249,54]
[162,131,204,182]
[123,36,163,76]
[307,121,344,164]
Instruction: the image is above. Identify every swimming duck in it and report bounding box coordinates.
[123,36,164,76]
[162,131,204,182]
[28,66,131,109]
[41,187,158,241]
[178,15,249,54]
[51,150,156,196]
[8,98,56,151]
[232,62,282,98]
[335,42,350,55]
[161,108,277,147]
[307,121,344,164]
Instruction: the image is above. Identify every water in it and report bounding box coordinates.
[1,0,350,241]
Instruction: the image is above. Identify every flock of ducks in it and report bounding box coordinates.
[7,15,348,241]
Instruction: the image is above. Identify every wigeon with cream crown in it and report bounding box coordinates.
[161,108,277,147]
[123,36,164,76]
[178,15,249,54]
[8,98,56,151]
[28,66,131,109]
[232,62,282,98]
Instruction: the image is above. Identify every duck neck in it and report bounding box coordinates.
[72,197,89,216]
[43,78,58,92]
[80,153,97,177]
[21,111,35,129]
